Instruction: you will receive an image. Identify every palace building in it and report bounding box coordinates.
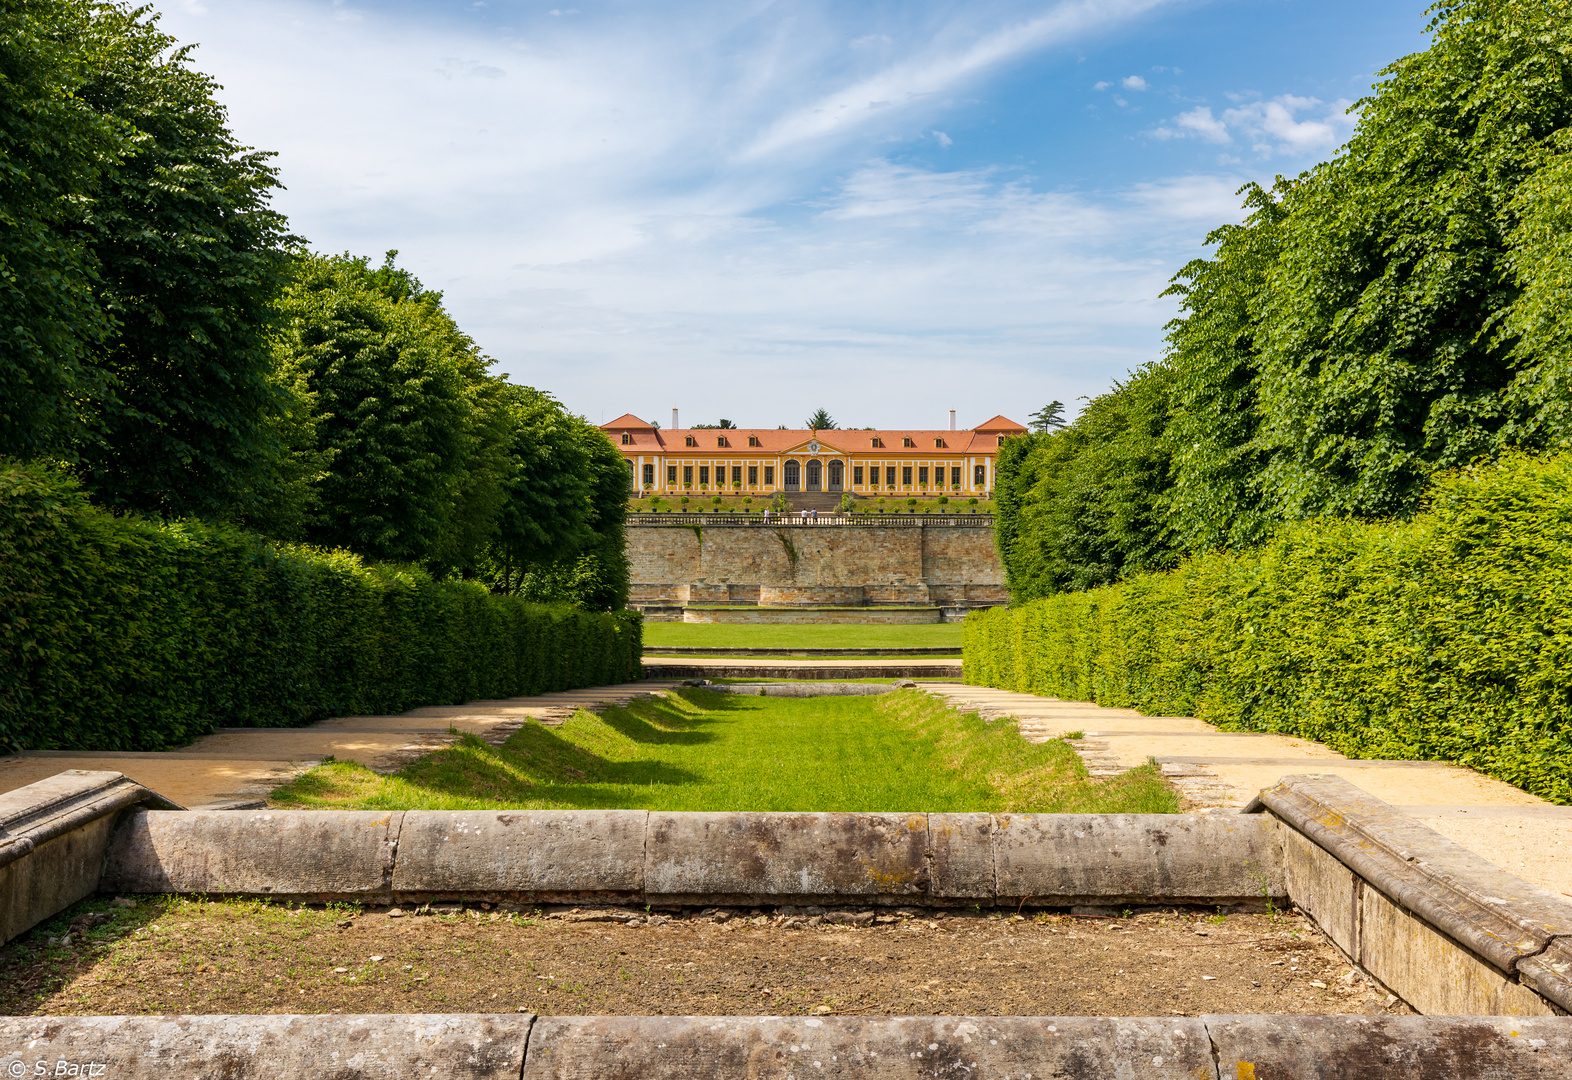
[602,411,1028,497]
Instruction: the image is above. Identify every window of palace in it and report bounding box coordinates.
[699,466,710,485]
[934,438,946,448]
[764,465,775,485]
[731,466,742,485]
[685,436,697,447]
[870,437,883,448]
[974,464,986,487]
[951,466,962,488]
[902,466,913,486]
[667,465,678,484]
[748,465,758,485]
[683,465,693,485]
[717,436,729,447]
[621,432,633,445]
[748,436,761,447]
[918,466,929,486]
[853,466,864,485]
[902,437,915,447]
[885,466,896,487]
[996,435,1005,445]
[642,464,654,486]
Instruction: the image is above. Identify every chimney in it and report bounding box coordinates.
[672,408,679,429]
[949,409,956,431]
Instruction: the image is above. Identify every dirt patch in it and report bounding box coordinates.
[1,897,1408,1018]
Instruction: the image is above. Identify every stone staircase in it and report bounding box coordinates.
[780,491,851,512]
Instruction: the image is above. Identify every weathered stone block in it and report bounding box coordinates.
[1203,1014,1572,1078]
[0,815,119,944]
[522,1016,1214,1080]
[1359,885,1557,1017]
[0,770,176,945]
[0,1014,530,1080]
[392,810,647,903]
[992,812,1285,904]
[1283,826,1359,958]
[1519,939,1572,1014]
[927,812,994,901]
[1253,775,1572,977]
[103,809,402,899]
[644,812,929,904]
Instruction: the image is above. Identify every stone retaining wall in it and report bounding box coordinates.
[11,770,1572,1023]
[6,1014,1572,1079]
[100,809,1282,910]
[627,522,1006,616]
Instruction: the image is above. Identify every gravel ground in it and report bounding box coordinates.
[1,897,1410,1018]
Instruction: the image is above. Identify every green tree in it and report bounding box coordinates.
[1029,401,1066,432]
[1248,0,1572,520]
[272,252,485,564]
[67,2,294,520]
[1003,366,1176,599]
[1160,182,1288,553]
[0,0,124,461]
[805,408,835,430]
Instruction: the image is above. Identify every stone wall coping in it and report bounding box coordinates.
[101,806,1285,908]
[643,647,963,657]
[6,1014,1572,1078]
[0,770,180,873]
[1246,773,1572,1011]
[628,514,994,526]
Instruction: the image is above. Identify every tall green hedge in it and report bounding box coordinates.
[0,460,642,753]
[965,451,1572,804]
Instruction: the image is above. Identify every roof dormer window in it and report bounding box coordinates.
[717,436,729,447]
[685,436,697,447]
[902,437,915,448]
[749,436,760,447]
[870,437,883,448]
[620,432,633,445]
[934,438,946,448]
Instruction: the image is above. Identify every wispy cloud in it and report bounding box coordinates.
[738,0,1175,160]
[1154,94,1355,155]
[149,0,1328,426]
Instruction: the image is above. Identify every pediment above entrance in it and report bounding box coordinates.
[781,438,845,456]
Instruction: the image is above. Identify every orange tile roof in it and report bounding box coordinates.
[600,425,1015,455]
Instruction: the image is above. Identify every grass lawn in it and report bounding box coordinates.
[640,622,963,650]
[269,689,1177,814]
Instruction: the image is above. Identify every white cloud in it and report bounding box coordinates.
[1121,74,1147,90]
[149,0,1252,427]
[739,0,1175,160]
[1093,79,1110,90]
[1155,105,1231,143]
[1153,94,1355,156]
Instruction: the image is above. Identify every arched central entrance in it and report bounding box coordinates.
[806,460,822,491]
[827,460,844,491]
[783,459,801,490]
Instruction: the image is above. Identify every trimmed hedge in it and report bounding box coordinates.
[965,451,1572,804]
[0,460,642,754]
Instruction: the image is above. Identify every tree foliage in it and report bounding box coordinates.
[1003,0,1572,599]
[0,1,293,518]
[0,0,122,460]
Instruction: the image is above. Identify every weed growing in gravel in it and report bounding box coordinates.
[269,688,1180,814]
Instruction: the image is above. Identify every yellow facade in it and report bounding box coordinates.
[602,414,1027,497]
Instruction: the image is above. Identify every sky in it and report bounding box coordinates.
[156,0,1428,430]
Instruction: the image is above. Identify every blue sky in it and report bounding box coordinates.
[157,0,1428,429]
